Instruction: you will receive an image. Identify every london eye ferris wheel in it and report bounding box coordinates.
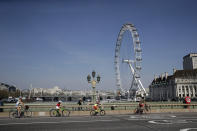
[114,23,146,99]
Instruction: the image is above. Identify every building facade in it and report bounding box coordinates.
[149,53,197,101]
[149,69,197,101]
[183,53,197,70]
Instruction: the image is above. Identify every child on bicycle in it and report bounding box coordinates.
[93,101,101,114]
[56,101,62,116]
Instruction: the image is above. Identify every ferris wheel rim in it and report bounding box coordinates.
[114,23,142,93]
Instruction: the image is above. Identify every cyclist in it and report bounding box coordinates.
[135,97,145,114]
[93,101,100,114]
[16,98,24,117]
[140,97,145,110]
[56,101,62,116]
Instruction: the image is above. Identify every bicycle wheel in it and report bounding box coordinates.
[50,109,58,117]
[100,110,105,116]
[62,109,70,117]
[9,111,17,118]
[25,110,32,117]
[90,110,96,116]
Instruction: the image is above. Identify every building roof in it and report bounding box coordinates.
[174,69,197,78]
[151,69,197,84]
[151,75,173,84]
[183,53,197,59]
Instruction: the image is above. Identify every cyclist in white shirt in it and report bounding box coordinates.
[16,98,24,117]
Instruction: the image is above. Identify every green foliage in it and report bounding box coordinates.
[9,90,20,98]
[0,89,20,100]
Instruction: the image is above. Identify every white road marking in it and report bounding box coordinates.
[180,128,197,131]
[148,120,172,124]
[130,116,137,118]
[148,120,188,124]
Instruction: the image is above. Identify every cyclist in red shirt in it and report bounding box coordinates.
[139,97,145,113]
[56,101,62,116]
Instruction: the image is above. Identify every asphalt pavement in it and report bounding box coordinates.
[0,113,197,131]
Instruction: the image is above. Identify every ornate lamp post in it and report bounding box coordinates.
[87,70,101,104]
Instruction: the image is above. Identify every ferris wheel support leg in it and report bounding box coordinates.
[128,62,135,75]
[138,79,146,95]
[127,62,146,96]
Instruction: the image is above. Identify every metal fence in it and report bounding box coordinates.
[0,103,197,112]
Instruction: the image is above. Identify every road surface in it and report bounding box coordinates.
[0,113,197,131]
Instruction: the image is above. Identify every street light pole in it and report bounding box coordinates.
[87,70,101,104]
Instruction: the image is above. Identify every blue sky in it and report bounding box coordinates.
[0,0,197,91]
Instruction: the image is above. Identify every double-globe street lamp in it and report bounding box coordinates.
[87,70,101,104]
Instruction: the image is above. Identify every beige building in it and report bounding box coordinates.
[149,53,197,101]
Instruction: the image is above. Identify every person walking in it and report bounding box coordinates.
[185,95,191,109]
[78,98,82,111]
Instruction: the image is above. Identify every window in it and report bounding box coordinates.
[182,86,185,91]
[194,85,197,92]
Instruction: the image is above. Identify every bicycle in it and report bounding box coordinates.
[9,105,32,118]
[144,104,151,114]
[133,104,151,114]
[90,107,105,116]
[133,107,143,114]
[50,106,70,117]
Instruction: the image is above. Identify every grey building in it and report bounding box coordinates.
[149,53,197,101]
[183,53,197,70]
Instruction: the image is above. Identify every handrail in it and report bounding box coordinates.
[0,104,197,109]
